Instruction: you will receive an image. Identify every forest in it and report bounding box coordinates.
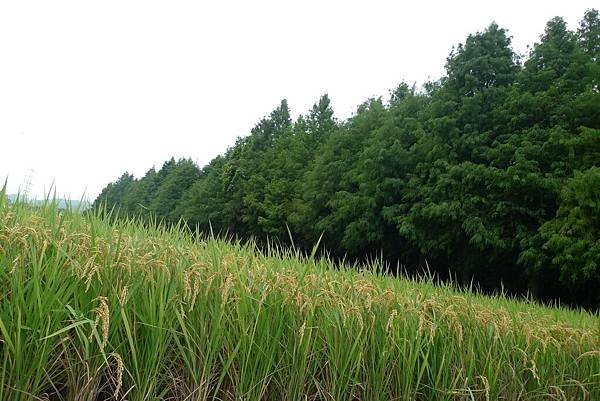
[94,11,600,308]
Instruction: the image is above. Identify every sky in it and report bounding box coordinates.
[1,0,597,200]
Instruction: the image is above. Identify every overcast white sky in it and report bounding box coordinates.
[1,1,597,200]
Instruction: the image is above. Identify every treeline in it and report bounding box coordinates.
[94,11,600,307]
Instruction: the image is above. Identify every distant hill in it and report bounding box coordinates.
[6,194,90,210]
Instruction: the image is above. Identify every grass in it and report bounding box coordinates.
[0,192,598,400]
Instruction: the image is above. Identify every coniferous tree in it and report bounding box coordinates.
[93,11,600,307]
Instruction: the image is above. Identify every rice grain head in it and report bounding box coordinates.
[111,352,124,399]
[93,296,110,350]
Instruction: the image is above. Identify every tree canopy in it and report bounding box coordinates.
[93,10,600,308]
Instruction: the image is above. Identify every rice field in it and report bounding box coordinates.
[0,194,599,401]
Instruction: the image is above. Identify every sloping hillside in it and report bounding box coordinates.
[0,198,598,400]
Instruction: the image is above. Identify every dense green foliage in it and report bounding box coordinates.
[94,11,600,307]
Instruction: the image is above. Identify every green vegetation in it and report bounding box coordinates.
[94,10,600,308]
[1,189,599,400]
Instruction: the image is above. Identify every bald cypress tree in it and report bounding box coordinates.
[93,11,600,306]
[578,9,600,60]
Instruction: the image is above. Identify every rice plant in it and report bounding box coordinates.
[0,193,598,400]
